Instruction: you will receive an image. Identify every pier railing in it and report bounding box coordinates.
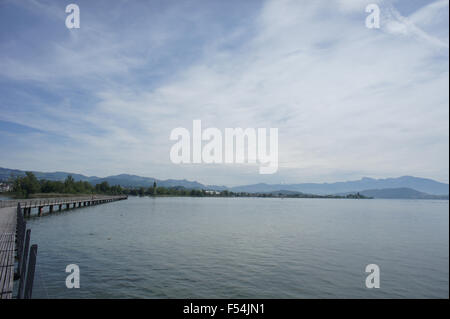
[0,195,127,209]
[0,203,37,299]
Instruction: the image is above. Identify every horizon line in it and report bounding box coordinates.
[1,166,448,187]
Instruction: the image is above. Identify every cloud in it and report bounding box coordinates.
[337,0,382,12]
[381,0,449,49]
[0,0,448,184]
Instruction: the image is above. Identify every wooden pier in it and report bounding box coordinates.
[0,206,16,299]
[0,195,128,217]
[0,194,127,298]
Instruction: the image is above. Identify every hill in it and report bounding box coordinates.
[1,167,448,199]
[357,188,449,200]
[229,176,449,195]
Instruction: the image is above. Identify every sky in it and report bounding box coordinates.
[0,0,448,186]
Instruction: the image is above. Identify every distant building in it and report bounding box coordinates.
[0,183,11,192]
[205,190,220,195]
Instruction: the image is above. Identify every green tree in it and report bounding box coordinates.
[64,175,76,193]
[13,172,40,198]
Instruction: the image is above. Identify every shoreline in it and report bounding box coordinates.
[1,191,371,200]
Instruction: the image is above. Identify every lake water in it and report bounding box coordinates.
[24,197,448,298]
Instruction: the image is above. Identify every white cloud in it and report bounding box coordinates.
[0,0,448,184]
[381,0,449,49]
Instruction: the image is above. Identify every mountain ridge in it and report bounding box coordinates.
[0,167,448,197]
[337,187,449,200]
[228,176,449,195]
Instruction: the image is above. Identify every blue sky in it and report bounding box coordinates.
[0,0,448,186]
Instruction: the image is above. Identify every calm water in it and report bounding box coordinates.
[24,197,448,298]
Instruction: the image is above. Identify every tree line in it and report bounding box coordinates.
[5,172,370,199]
[9,172,124,198]
[7,172,220,198]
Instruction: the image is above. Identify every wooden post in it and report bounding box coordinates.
[49,205,53,213]
[38,206,43,217]
[59,204,62,211]
[15,204,26,278]
[16,221,27,274]
[16,203,24,230]
[23,244,38,299]
[17,229,31,299]
[17,203,22,222]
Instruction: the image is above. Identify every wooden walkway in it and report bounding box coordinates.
[0,195,127,217]
[0,194,127,298]
[0,194,128,209]
[0,207,16,299]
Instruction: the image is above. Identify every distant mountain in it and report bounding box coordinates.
[0,167,224,190]
[1,167,448,198]
[229,176,449,195]
[262,188,449,199]
[90,174,207,189]
[343,188,449,199]
[0,167,95,182]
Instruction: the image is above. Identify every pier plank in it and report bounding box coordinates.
[0,207,17,299]
[0,232,15,299]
